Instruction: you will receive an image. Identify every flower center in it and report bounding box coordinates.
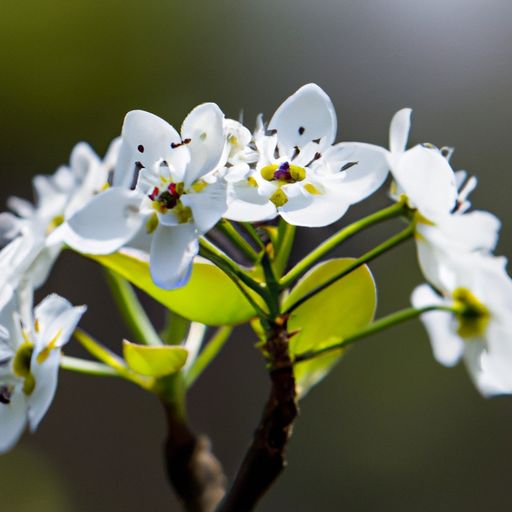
[13,341,33,379]
[13,340,36,396]
[452,287,490,339]
[148,181,192,226]
[260,162,306,183]
[150,182,184,211]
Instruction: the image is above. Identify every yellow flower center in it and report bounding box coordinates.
[260,162,306,183]
[452,287,490,339]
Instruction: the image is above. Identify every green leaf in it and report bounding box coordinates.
[90,251,257,325]
[282,258,377,397]
[123,340,188,377]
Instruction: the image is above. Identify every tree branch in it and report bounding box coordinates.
[163,402,227,512]
[216,323,299,512]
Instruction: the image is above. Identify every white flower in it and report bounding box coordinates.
[415,169,501,290]
[224,84,389,227]
[387,108,458,221]
[0,293,86,453]
[55,104,229,289]
[0,140,119,293]
[412,253,512,397]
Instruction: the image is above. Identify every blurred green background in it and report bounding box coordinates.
[1,0,512,510]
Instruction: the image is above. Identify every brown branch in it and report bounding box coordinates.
[163,403,227,512]
[216,322,299,512]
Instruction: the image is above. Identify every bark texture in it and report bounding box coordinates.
[163,404,227,512]
[216,322,299,512]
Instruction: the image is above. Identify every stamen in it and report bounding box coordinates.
[341,161,358,171]
[146,213,159,234]
[273,162,291,181]
[151,182,185,213]
[304,183,321,195]
[46,214,65,235]
[269,189,288,207]
[0,385,12,405]
[171,138,191,149]
[36,329,62,365]
[149,187,160,201]
[261,162,306,183]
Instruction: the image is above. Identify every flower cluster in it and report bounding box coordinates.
[0,83,511,454]
[49,84,389,288]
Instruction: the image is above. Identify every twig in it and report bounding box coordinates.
[163,402,227,512]
[216,322,299,511]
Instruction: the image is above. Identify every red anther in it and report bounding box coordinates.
[149,187,160,201]
[168,183,178,196]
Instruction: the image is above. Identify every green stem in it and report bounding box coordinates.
[74,328,154,390]
[217,219,259,262]
[240,222,266,250]
[60,355,118,377]
[294,304,457,363]
[199,238,270,318]
[160,311,191,346]
[280,201,408,289]
[185,326,233,388]
[104,269,162,346]
[273,220,296,278]
[283,223,415,315]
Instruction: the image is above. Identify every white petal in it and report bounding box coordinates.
[0,385,27,453]
[35,295,86,352]
[27,350,60,431]
[223,163,250,183]
[69,142,101,181]
[417,210,500,288]
[389,108,412,154]
[224,182,277,222]
[0,213,21,243]
[7,196,34,218]
[114,110,188,188]
[268,84,337,154]
[150,224,199,290]
[52,188,145,254]
[392,145,457,220]
[34,294,72,337]
[181,181,227,233]
[103,137,122,171]
[415,235,451,291]
[181,103,226,186]
[441,211,500,252]
[278,184,350,227]
[28,245,62,289]
[411,284,464,366]
[0,291,18,345]
[320,142,389,202]
[468,323,512,396]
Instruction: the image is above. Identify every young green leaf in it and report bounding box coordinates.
[123,340,188,377]
[90,250,258,325]
[283,258,377,397]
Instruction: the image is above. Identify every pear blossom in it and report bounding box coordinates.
[349,108,457,221]
[224,84,389,227]
[415,168,501,290]
[0,140,120,294]
[0,293,86,453]
[53,104,229,289]
[412,253,512,396]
